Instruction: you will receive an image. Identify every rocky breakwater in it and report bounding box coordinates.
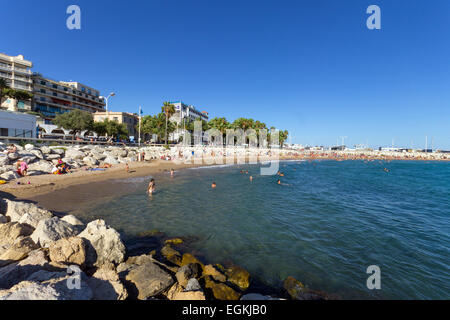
[0,143,172,182]
[0,198,329,300]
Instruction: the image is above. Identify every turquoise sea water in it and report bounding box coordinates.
[75,160,449,299]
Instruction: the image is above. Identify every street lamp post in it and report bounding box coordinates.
[100,92,116,113]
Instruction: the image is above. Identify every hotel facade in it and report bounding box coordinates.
[32,74,106,124]
[93,111,139,138]
[0,53,33,111]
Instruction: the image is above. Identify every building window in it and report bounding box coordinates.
[40,89,46,94]
[40,81,46,85]
[53,92,57,96]
[52,84,57,89]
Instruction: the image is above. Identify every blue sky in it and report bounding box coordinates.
[2,0,449,149]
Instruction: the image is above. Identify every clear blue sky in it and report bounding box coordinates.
[2,0,449,149]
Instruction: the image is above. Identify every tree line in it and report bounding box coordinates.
[36,100,290,146]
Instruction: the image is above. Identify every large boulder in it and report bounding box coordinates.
[78,220,125,267]
[29,149,44,160]
[0,171,20,181]
[103,156,119,165]
[90,151,106,161]
[83,156,98,166]
[24,144,35,151]
[87,267,128,300]
[0,222,34,246]
[204,264,227,282]
[7,153,20,161]
[225,265,250,290]
[0,155,9,166]
[0,250,50,289]
[0,237,39,267]
[0,272,93,300]
[65,149,85,160]
[166,282,205,300]
[60,215,84,228]
[30,217,79,248]
[49,237,87,266]
[49,148,65,155]
[203,276,241,300]
[4,200,53,229]
[124,260,174,299]
[40,146,51,154]
[175,263,201,288]
[28,160,54,173]
[160,245,182,266]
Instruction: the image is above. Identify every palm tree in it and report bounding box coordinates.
[161,102,175,145]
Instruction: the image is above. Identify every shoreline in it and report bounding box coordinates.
[2,155,447,200]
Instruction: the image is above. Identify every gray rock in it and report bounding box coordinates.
[103,156,119,165]
[40,146,51,154]
[82,156,98,166]
[0,156,9,166]
[0,272,93,300]
[24,144,35,151]
[28,160,54,173]
[0,250,50,289]
[29,149,44,159]
[65,149,85,160]
[176,263,201,288]
[60,215,84,227]
[125,261,174,299]
[87,267,128,300]
[7,153,20,161]
[31,217,79,248]
[185,278,202,292]
[5,199,53,228]
[0,171,20,181]
[78,219,125,267]
[49,148,65,155]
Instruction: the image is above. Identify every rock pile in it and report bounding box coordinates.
[0,143,169,181]
[0,198,325,300]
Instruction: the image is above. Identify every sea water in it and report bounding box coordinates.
[49,160,450,299]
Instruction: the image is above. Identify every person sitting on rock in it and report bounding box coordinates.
[6,144,17,154]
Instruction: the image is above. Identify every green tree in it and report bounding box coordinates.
[2,88,33,111]
[53,109,94,135]
[0,78,9,107]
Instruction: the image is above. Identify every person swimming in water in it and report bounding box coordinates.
[249,175,253,182]
[148,178,156,194]
[277,179,281,185]
[170,168,174,177]
[211,182,217,189]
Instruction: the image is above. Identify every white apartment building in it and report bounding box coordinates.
[168,101,209,143]
[169,101,209,124]
[32,74,106,123]
[0,53,33,111]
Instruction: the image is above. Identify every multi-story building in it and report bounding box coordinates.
[169,101,209,124]
[93,111,138,138]
[32,74,106,123]
[168,101,209,143]
[0,53,33,111]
